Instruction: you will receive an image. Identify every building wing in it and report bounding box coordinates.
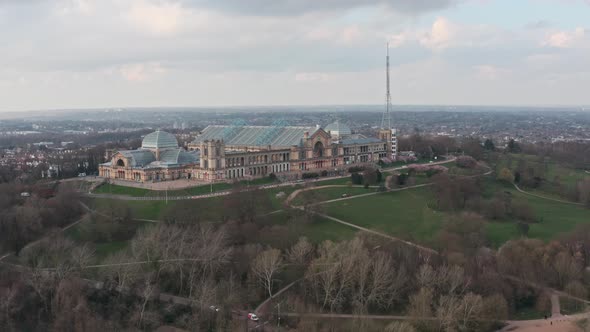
[194,125,320,148]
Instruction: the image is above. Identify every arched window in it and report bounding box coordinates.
[313,141,324,158]
[116,159,125,167]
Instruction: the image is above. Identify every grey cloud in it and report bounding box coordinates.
[184,0,459,16]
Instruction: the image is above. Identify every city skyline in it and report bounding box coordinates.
[1,0,589,112]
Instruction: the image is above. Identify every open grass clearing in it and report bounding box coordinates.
[322,178,590,248]
[322,187,445,247]
[93,177,278,197]
[495,153,589,199]
[64,216,152,261]
[290,186,378,206]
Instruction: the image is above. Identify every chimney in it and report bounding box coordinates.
[303,131,309,139]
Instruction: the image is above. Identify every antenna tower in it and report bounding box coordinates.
[380,43,392,130]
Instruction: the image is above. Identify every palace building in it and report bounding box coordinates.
[99,130,199,182]
[99,121,396,183]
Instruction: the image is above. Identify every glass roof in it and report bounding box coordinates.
[142,130,179,149]
[193,125,320,148]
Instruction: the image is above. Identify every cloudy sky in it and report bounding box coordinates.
[1,0,589,111]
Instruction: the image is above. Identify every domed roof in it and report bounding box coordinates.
[142,130,179,149]
[324,120,351,136]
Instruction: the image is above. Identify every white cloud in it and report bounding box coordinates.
[543,27,586,48]
[420,17,456,50]
[390,17,501,51]
[125,0,188,36]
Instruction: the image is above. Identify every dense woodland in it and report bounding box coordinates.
[1,136,590,331]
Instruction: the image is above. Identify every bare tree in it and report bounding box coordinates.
[251,248,283,298]
[100,250,140,290]
[287,237,314,265]
[129,223,232,299]
[408,287,434,331]
[385,321,416,332]
[553,251,581,288]
[71,244,95,271]
[354,251,404,311]
[138,273,157,329]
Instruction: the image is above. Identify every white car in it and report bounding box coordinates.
[248,313,259,321]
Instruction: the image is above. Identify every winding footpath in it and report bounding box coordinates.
[513,183,584,206]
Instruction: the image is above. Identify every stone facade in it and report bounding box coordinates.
[100,125,394,183]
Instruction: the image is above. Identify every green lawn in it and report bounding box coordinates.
[93,183,151,196]
[87,168,590,254]
[291,186,378,206]
[93,177,278,197]
[322,187,445,247]
[511,306,545,320]
[481,176,590,245]
[315,177,352,186]
[88,184,301,222]
[258,211,356,244]
[94,241,129,260]
[64,216,152,262]
[495,153,589,199]
[320,178,590,248]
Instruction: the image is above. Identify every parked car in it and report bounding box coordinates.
[209,305,219,312]
[248,313,259,321]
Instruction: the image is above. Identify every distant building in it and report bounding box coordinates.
[99,130,199,181]
[99,124,392,183]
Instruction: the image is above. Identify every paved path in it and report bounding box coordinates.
[513,183,584,206]
[315,211,439,255]
[254,279,301,315]
[283,312,439,321]
[498,312,590,332]
[551,293,561,318]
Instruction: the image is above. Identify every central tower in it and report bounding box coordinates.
[379,43,398,160]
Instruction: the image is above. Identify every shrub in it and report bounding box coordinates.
[397,173,408,186]
[456,155,478,169]
[351,172,363,185]
[512,202,536,222]
[497,168,514,183]
[302,172,319,179]
[348,166,365,173]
